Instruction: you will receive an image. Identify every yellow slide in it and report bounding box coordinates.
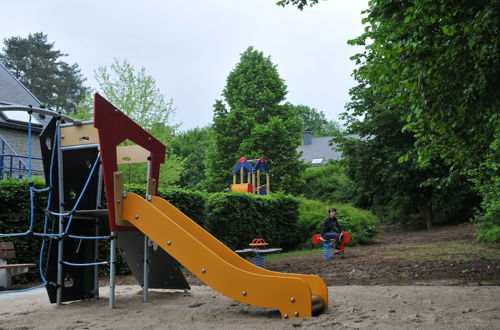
[122,192,328,319]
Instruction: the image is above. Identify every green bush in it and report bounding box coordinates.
[126,184,206,227]
[476,225,500,243]
[300,162,355,203]
[204,192,301,251]
[298,199,379,247]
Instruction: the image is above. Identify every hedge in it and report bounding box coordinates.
[1,180,302,284]
[2,180,377,286]
[204,192,301,251]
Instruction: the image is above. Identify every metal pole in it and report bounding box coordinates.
[143,237,149,302]
[143,157,151,303]
[109,232,116,308]
[56,120,65,305]
[94,162,103,299]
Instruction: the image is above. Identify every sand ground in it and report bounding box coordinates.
[1,284,499,329]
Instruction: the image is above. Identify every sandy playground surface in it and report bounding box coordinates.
[1,284,499,329]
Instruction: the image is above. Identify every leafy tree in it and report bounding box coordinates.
[94,58,183,187]
[334,100,479,228]
[294,104,342,136]
[276,0,319,10]
[0,32,90,113]
[170,126,213,190]
[347,0,499,233]
[205,47,306,194]
[300,162,356,203]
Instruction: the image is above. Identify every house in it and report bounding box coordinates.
[297,131,342,166]
[0,62,46,179]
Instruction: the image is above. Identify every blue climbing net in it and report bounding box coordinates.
[0,114,110,294]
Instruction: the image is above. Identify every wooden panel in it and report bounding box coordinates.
[113,172,132,227]
[146,177,157,200]
[116,145,150,165]
[0,242,14,250]
[0,263,36,270]
[61,124,99,147]
[0,250,15,259]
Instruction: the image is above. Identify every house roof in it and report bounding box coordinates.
[0,62,42,107]
[0,62,47,128]
[297,136,342,165]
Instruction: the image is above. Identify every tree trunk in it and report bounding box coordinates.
[426,201,434,230]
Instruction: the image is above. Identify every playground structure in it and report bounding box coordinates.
[230,156,270,195]
[235,238,282,268]
[0,94,328,319]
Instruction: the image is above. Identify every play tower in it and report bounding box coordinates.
[0,94,328,319]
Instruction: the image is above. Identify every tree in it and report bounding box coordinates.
[276,0,319,10]
[0,32,90,113]
[94,58,183,187]
[205,47,306,194]
[334,95,478,228]
[170,126,213,190]
[294,104,342,136]
[347,0,499,234]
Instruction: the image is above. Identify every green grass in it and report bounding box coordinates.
[265,248,322,261]
[239,248,323,263]
[382,240,500,262]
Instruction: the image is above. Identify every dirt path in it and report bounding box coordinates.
[267,223,500,286]
[1,224,499,329]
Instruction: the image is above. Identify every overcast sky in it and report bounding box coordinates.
[1,0,368,132]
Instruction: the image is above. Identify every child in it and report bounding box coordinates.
[320,208,344,249]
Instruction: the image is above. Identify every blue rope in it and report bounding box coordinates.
[32,154,100,238]
[0,282,46,294]
[68,235,111,240]
[32,186,51,193]
[0,115,37,238]
[62,261,108,267]
[27,114,35,233]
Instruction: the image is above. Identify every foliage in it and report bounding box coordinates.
[205,192,301,251]
[126,184,207,227]
[347,0,499,234]
[476,225,500,243]
[94,58,184,187]
[293,104,342,136]
[170,126,213,190]
[300,162,355,203]
[205,47,306,194]
[276,0,319,10]
[73,93,94,121]
[298,199,379,247]
[333,109,479,228]
[0,32,90,113]
[126,184,301,250]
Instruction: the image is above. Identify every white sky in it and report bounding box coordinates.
[1,0,367,132]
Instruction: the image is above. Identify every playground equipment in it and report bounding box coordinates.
[230,157,270,195]
[235,238,282,268]
[312,232,351,259]
[0,94,328,319]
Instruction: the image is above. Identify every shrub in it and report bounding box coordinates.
[476,225,500,243]
[204,192,301,251]
[300,162,356,203]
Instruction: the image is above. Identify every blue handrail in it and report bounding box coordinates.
[0,153,43,179]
